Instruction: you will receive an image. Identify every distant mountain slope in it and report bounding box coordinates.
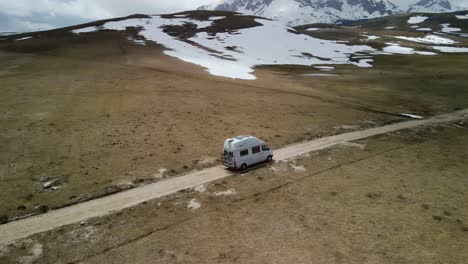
[408,0,452,13]
[200,0,466,25]
[200,0,401,25]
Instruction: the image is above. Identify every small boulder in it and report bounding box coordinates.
[43,181,53,188]
[40,176,50,182]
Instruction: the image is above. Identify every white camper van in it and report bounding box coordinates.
[221,136,273,170]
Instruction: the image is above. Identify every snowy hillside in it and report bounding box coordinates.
[408,0,453,13]
[201,0,401,25]
[201,0,467,25]
[50,11,467,80]
[69,13,378,79]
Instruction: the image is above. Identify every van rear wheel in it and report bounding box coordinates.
[266,155,273,162]
[240,164,247,171]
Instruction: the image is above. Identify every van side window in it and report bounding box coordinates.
[240,149,248,156]
[252,146,260,154]
[262,145,270,151]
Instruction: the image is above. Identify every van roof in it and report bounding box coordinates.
[224,135,264,150]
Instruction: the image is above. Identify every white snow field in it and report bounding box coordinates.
[430,46,468,53]
[362,35,380,41]
[407,16,428,24]
[69,14,468,79]
[72,27,98,34]
[416,28,432,31]
[455,14,468,19]
[441,23,462,33]
[97,15,377,80]
[383,44,436,55]
[395,34,456,45]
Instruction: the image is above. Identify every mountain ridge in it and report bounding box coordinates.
[199,0,466,25]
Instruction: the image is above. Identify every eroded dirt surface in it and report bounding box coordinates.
[1,121,467,264]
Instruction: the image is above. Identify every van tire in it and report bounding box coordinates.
[240,164,247,171]
[266,155,273,162]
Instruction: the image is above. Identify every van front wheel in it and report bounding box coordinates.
[266,155,273,162]
[240,164,247,171]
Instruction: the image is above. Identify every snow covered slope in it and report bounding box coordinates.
[71,13,379,79]
[201,0,401,25]
[408,0,453,13]
[201,0,467,25]
[62,11,467,80]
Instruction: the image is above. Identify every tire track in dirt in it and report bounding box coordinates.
[1,108,467,245]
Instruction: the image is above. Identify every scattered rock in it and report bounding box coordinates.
[38,205,48,214]
[0,215,8,224]
[43,181,53,188]
[421,204,430,210]
[17,205,26,210]
[330,191,337,196]
[256,176,264,181]
[39,176,50,182]
[18,242,43,264]
[366,192,382,199]
[432,215,443,221]
[341,141,366,150]
[443,210,451,216]
[290,163,306,172]
[214,189,237,196]
[396,194,406,200]
[187,199,201,210]
[193,184,206,193]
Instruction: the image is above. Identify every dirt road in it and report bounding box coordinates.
[1,109,467,245]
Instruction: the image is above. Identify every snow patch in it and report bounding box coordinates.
[383,44,435,55]
[416,28,432,31]
[72,27,98,34]
[385,26,396,29]
[15,36,32,41]
[430,46,468,53]
[209,16,226,20]
[383,45,415,54]
[314,66,335,70]
[362,34,380,41]
[407,16,428,24]
[455,14,468,19]
[352,58,374,67]
[400,113,424,119]
[99,16,376,80]
[306,28,319,31]
[394,34,456,45]
[187,199,201,210]
[441,23,461,33]
[127,37,146,45]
